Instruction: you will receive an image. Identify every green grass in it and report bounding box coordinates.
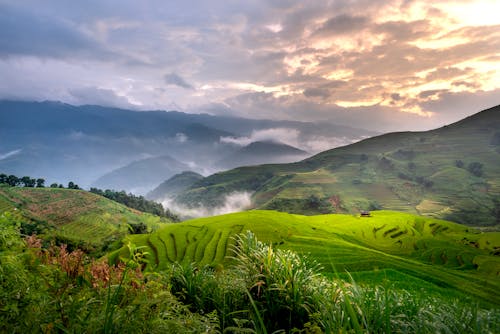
[0,187,172,253]
[111,209,500,306]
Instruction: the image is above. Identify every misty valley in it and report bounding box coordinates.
[1,101,499,333]
[1,1,500,331]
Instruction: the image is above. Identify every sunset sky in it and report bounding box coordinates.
[0,0,498,131]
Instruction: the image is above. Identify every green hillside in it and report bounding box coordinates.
[176,105,500,227]
[111,210,500,306]
[146,171,204,201]
[0,186,172,253]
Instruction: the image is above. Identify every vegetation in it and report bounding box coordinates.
[0,172,82,189]
[0,173,45,188]
[175,106,500,227]
[90,187,180,221]
[111,210,500,306]
[0,212,218,333]
[146,171,204,201]
[2,211,498,333]
[0,186,173,256]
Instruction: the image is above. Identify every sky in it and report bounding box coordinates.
[0,0,498,131]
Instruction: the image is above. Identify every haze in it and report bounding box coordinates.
[1,0,498,132]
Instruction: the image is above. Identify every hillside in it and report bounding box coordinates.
[176,105,500,226]
[147,171,204,201]
[0,186,172,254]
[110,210,500,306]
[92,155,189,194]
[217,141,308,169]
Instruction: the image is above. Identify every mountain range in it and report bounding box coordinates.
[174,105,500,227]
[0,100,375,193]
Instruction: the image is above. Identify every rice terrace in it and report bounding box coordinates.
[111,210,500,305]
[2,0,500,332]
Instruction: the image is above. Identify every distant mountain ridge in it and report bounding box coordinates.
[0,100,375,191]
[92,155,189,194]
[147,171,204,201]
[217,141,308,169]
[175,105,500,227]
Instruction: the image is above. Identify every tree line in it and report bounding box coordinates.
[1,173,178,221]
[0,173,80,189]
[89,188,179,222]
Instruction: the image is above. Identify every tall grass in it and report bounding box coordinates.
[2,215,499,333]
[170,230,500,333]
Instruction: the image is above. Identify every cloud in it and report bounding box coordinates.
[220,128,301,147]
[420,89,500,122]
[162,191,253,219]
[0,0,498,131]
[314,14,369,36]
[69,87,136,109]
[219,126,367,154]
[164,73,194,89]
[0,149,22,161]
[175,132,188,143]
[0,3,106,59]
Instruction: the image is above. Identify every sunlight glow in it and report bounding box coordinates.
[434,0,500,27]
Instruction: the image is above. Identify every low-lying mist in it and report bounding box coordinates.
[161,191,253,219]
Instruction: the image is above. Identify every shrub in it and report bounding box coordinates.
[467,162,484,177]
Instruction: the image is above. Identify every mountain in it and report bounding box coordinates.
[217,141,308,169]
[146,171,204,201]
[0,100,375,190]
[92,155,189,194]
[175,105,500,227]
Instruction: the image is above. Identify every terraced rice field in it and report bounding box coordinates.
[0,187,171,251]
[111,210,500,305]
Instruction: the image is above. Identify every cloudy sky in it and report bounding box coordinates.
[0,0,498,131]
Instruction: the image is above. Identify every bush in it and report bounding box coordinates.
[467,162,484,177]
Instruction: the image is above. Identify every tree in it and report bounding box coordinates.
[6,175,19,187]
[50,183,59,188]
[36,178,45,188]
[21,176,36,187]
[0,173,7,184]
[67,182,79,189]
[467,162,483,177]
[491,132,500,146]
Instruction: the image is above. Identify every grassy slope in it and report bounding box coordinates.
[0,186,171,250]
[111,210,500,306]
[176,105,500,226]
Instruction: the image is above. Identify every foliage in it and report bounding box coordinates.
[0,186,174,257]
[0,173,46,188]
[90,187,180,221]
[0,213,218,333]
[164,231,500,333]
[491,131,500,146]
[467,162,484,177]
[2,212,499,333]
[113,210,500,307]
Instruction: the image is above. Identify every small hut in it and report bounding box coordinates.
[360,210,371,217]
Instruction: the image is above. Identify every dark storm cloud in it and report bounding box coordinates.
[164,73,194,89]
